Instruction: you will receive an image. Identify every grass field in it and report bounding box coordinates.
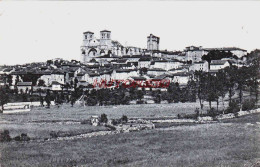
[1,103,259,167]
[0,102,224,139]
[0,113,259,167]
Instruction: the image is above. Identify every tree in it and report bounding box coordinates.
[136,90,144,101]
[7,75,12,86]
[121,115,128,123]
[38,79,45,87]
[194,71,207,110]
[246,50,260,105]
[216,70,228,112]
[236,67,250,109]
[15,75,20,85]
[224,66,236,104]
[45,89,51,108]
[74,78,78,89]
[0,87,9,112]
[100,114,108,123]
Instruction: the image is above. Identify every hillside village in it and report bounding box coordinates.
[0,30,250,92]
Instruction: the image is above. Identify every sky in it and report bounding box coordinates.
[0,1,260,65]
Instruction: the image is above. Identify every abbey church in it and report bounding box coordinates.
[80,30,159,63]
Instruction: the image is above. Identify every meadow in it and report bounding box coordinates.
[1,102,259,167]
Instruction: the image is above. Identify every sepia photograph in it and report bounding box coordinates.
[0,1,260,166]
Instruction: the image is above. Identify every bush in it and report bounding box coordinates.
[207,108,219,117]
[13,133,30,142]
[242,99,256,111]
[136,100,144,104]
[0,130,11,142]
[81,120,91,124]
[86,97,98,106]
[121,115,128,123]
[105,124,116,131]
[50,131,58,138]
[14,136,21,141]
[111,119,119,125]
[225,101,240,114]
[100,114,108,123]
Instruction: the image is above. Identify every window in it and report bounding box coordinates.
[107,34,110,38]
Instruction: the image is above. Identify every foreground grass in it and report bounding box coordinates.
[1,113,259,167]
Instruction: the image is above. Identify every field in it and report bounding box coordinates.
[1,103,259,166]
[0,102,225,139]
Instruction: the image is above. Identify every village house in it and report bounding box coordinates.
[37,69,65,86]
[185,46,208,63]
[111,69,139,80]
[147,68,167,76]
[138,57,151,69]
[51,81,62,91]
[150,60,182,71]
[17,82,32,93]
[168,67,188,74]
[171,72,193,86]
[210,60,230,71]
[189,61,209,72]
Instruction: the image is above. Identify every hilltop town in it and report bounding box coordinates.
[0,30,250,91]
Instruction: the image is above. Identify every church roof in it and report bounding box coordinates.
[100,30,111,32]
[83,31,94,34]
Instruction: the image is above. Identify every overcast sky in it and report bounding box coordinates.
[0,1,260,65]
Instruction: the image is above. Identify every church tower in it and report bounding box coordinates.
[147,34,160,51]
[99,30,112,49]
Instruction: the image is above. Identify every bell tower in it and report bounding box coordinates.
[147,34,160,51]
[99,30,112,48]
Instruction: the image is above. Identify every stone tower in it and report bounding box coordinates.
[99,30,112,49]
[147,34,160,51]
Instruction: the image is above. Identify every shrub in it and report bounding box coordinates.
[0,130,11,142]
[105,124,116,131]
[194,108,200,118]
[207,108,218,117]
[225,101,240,114]
[14,133,30,141]
[100,114,108,123]
[111,119,118,125]
[87,97,98,106]
[50,131,58,138]
[121,115,128,123]
[14,136,21,141]
[242,99,256,111]
[81,120,91,124]
[136,100,144,104]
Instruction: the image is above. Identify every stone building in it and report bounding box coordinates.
[147,34,160,51]
[80,30,142,64]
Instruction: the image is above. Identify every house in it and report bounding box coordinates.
[82,73,101,85]
[150,60,181,70]
[168,67,188,74]
[172,72,192,86]
[184,46,208,62]
[138,57,151,69]
[51,81,62,91]
[111,69,138,80]
[37,69,65,86]
[189,61,209,72]
[210,60,230,71]
[17,82,32,93]
[147,68,167,76]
